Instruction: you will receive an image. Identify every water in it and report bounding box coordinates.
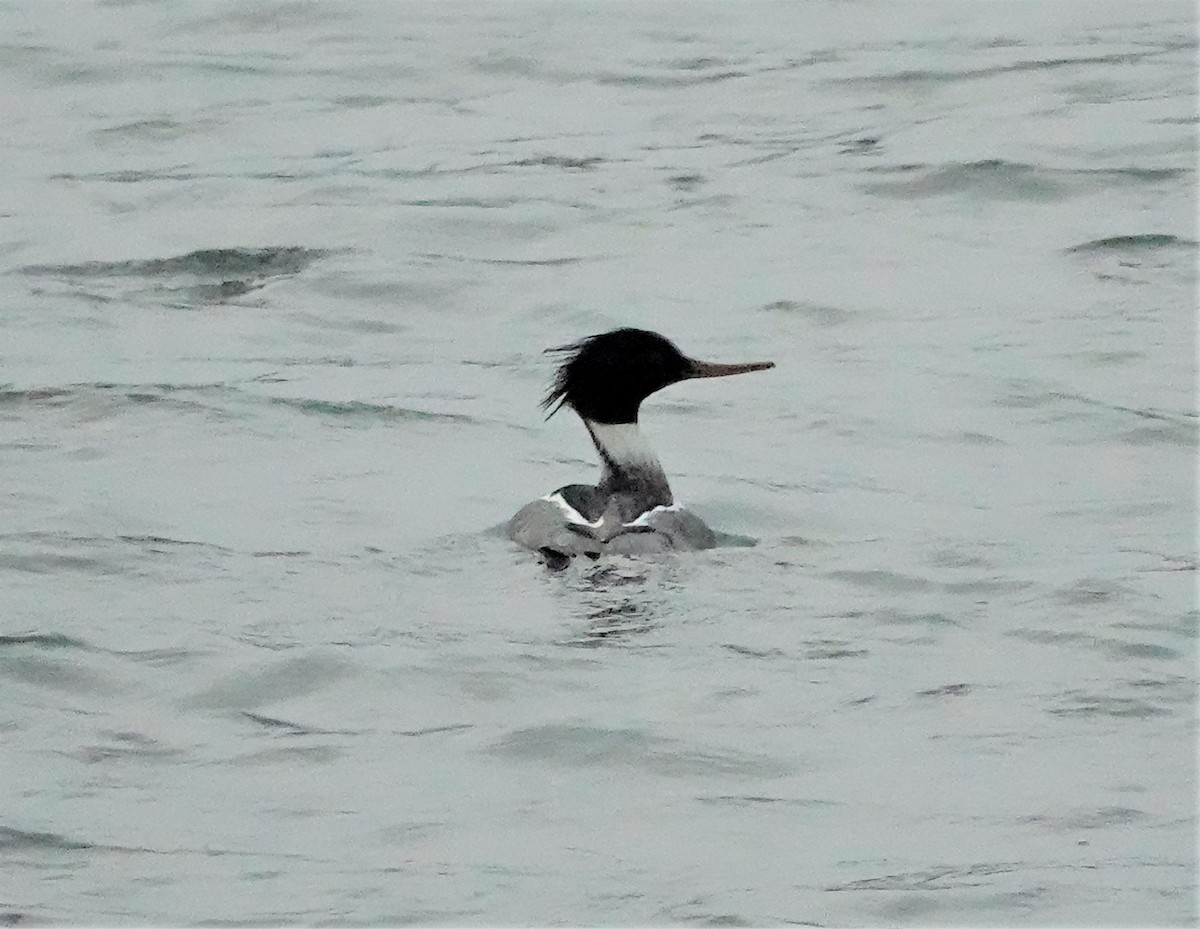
[1,2,1196,925]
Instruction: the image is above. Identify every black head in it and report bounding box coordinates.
[542,328,774,424]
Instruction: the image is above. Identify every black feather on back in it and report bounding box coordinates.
[540,328,692,424]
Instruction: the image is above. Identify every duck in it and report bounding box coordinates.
[507,327,773,568]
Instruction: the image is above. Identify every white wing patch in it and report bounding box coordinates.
[626,504,681,527]
[543,492,680,529]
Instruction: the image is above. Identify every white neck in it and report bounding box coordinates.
[584,420,673,506]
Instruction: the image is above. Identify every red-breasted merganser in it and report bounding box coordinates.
[508,328,774,568]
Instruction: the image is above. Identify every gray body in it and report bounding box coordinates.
[507,484,717,564]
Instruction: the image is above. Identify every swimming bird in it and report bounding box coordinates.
[507,328,774,568]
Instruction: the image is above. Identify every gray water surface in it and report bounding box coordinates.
[1,3,1197,926]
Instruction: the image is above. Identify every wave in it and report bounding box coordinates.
[862,159,1188,201]
[15,246,328,308]
[1066,233,1198,252]
[0,383,474,427]
[830,42,1196,90]
[20,246,326,280]
[0,632,90,650]
[266,396,476,424]
[0,825,94,851]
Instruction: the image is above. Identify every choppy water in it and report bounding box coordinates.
[2,2,1197,926]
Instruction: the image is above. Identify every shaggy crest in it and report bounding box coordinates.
[539,328,692,425]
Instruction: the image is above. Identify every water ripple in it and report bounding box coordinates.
[20,246,326,280]
[487,724,794,778]
[861,160,1186,201]
[16,246,327,308]
[1066,233,1198,253]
